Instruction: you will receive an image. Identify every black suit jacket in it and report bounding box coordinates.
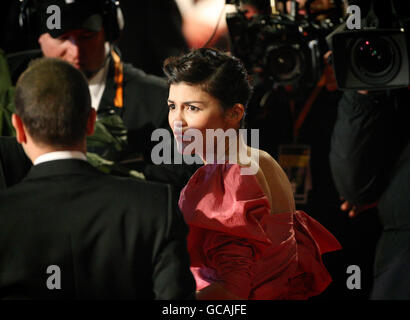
[0,159,195,299]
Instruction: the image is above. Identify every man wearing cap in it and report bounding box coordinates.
[5,0,197,193]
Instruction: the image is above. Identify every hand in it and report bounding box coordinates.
[340,199,378,218]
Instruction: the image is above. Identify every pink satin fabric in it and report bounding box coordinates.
[179,163,342,299]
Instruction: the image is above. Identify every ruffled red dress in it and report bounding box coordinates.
[179,163,342,300]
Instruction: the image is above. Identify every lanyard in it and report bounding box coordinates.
[111,49,124,109]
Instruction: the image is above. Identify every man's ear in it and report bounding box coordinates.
[11,114,27,144]
[86,108,97,136]
[226,103,245,128]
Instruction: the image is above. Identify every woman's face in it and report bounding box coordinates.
[168,82,229,156]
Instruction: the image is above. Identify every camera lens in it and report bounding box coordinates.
[266,45,303,82]
[351,36,400,85]
[270,47,296,74]
[355,38,393,74]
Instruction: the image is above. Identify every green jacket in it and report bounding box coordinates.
[0,49,15,137]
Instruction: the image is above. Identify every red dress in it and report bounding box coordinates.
[179,163,342,300]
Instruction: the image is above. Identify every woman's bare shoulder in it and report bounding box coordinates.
[257,149,280,172]
[258,149,275,162]
[256,149,295,213]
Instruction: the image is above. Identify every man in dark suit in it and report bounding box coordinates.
[0,57,195,299]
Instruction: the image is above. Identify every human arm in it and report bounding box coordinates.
[196,233,257,300]
[329,90,396,206]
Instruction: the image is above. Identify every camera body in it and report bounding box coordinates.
[330,28,409,90]
[328,0,410,90]
[226,5,337,89]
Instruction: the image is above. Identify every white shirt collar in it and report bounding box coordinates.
[33,151,87,166]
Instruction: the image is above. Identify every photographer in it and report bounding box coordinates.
[329,0,410,299]
[4,0,198,194]
[330,89,410,300]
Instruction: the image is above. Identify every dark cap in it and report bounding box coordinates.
[36,0,105,38]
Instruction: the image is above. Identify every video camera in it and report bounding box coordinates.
[225,0,344,89]
[328,0,409,90]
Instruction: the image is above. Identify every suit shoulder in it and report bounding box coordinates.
[103,175,172,211]
[99,177,177,233]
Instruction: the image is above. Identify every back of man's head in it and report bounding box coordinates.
[14,58,91,148]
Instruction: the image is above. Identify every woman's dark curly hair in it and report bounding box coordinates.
[163,48,253,114]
